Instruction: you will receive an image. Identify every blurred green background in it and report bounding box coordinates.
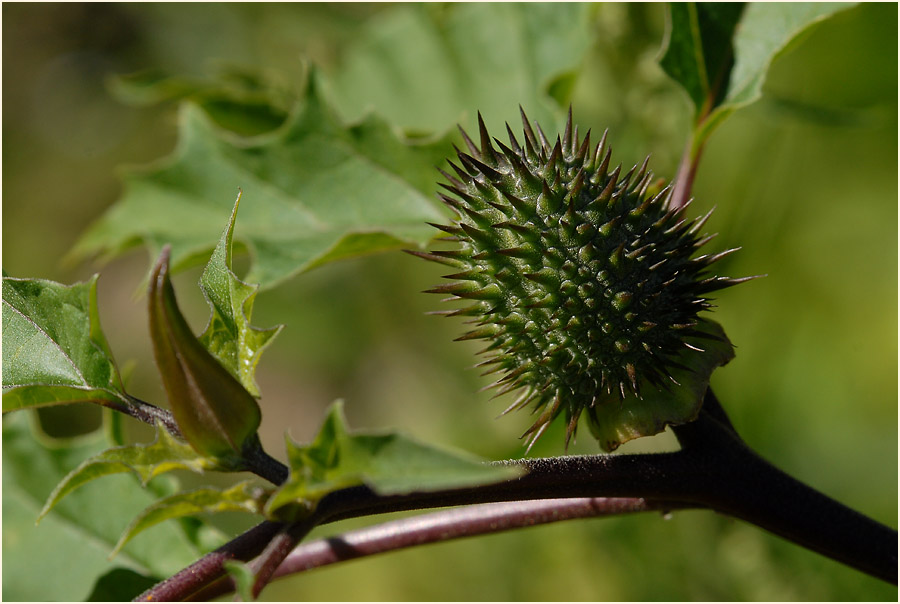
[2,3,896,601]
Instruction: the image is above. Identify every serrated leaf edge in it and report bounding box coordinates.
[38,425,221,523]
[110,481,268,559]
[198,190,283,397]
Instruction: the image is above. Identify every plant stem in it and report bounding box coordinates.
[672,391,898,584]
[123,394,290,486]
[241,439,290,486]
[190,497,693,601]
[122,394,183,437]
[136,388,896,601]
[246,519,316,599]
[669,132,704,211]
[134,520,286,602]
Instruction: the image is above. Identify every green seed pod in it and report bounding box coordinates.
[148,246,262,465]
[415,108,752,451]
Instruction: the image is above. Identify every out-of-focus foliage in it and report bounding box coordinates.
[70,76,452,288]
[2,3,896,601]
[327,3,594,133]
[2,412,218,601]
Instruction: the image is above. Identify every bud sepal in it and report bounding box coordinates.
[148,246,263,467]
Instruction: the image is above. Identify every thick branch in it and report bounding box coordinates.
[137,448,697,601]
[136,390,897,601]
[672,392,897,584]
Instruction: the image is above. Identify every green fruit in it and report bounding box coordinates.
[414,108,751,451]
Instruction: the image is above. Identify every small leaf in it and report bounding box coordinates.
[265,401,522,519]
[111,481,268,558]
[39,425,222,522]
[586,320,735,452]
[148,246,262,463]
[2,274,129,413]
[198,191,283,397]
[659,3,747,118]
[224,560,257,603]
[71,69,450,289]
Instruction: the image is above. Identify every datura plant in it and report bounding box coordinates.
[5,4,897,601]
[413,109,751,452]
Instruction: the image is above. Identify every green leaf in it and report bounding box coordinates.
[71,70,450,289]
[112,481,268,557]
[586,320,736,452]
[109,66,296,136]
[2,274,129,413]
[2,413,210,601]
[329,3,595,134]
[660,2,856,144]
[86,568,160,602]
[148,247,263,462]
[39,424,222,522]
[224,559,257,603]
[697,2,856,141]
[266,401,522,519]
[198,192,282,397]
[659,3,747,118]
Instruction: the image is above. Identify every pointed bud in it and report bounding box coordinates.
[148,247,261,463]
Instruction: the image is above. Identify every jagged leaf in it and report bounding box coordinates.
[71,70,450,290]
[39,424,222,522]
[109,66,296,136]
[586,320,735,452]
[149,247,262,462]
[2,274,130,413]
[198,192,282,397]
[2,413,217,601]
[112,481,268,557]
[266,401,522,519]
[330,3,594,133]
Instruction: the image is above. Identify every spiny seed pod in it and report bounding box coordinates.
[412,108,752,452]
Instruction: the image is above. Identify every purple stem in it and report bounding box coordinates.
[134,521,285,602]
[136,390,897,601]
[190,497,695,600]
[245,519,317,599]
[668,135,700,211]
